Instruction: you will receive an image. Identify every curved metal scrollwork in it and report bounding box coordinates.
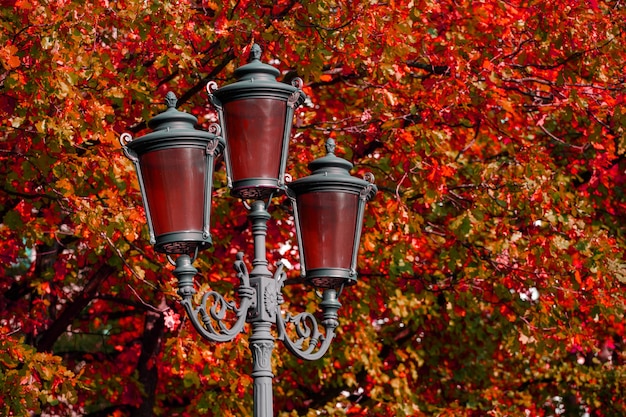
[174,253,254,343]
[207,122,222,138]
[206,81,222,110]
[172,239,342,358]
[278,311,331,360]
[119,133,137,162]
[275,262,341,360]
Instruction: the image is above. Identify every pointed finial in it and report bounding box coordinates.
[325,138,336,155]
[249,44,262,62]
[165,92,178,109]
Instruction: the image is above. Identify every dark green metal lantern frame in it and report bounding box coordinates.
[207,44,306,200]
[120,92,224,255]
[288,139,377,289]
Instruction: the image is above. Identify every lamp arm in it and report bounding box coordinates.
[174,253,254,343]
[274,263,341,361]
[276,309,337,361]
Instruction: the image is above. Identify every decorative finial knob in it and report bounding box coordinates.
[325,138,336,155]
[165,92,178,109]
[249,44,262,62]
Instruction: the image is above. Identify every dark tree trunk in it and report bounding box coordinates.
[35,262,116,352]
[135,299,166,417]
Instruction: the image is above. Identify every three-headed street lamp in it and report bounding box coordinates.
[120,45,377,416]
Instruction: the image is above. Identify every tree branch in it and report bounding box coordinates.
[406,60,451,76]
[35,261,116,352]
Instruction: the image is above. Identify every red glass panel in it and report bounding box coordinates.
[297,191,358,271]
[223,98,286,182]
[140,147,206,236]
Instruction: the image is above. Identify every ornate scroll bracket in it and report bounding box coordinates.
[174,253,254,343]
[274,261,341,360]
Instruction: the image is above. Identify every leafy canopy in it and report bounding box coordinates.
[1,0,625,416]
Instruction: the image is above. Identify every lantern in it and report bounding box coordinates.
[120,92,224,255]
[208,44,306,199]
[288,139,377,288]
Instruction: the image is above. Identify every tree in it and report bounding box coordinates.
[1,0,625,415]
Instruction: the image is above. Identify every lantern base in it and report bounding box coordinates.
[304,268,357,289]
[154,231,212,255]
[231,178,284,200]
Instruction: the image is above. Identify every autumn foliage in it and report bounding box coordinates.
[1,0,626,416]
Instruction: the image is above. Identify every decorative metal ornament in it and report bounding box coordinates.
[207,44,306,200]
[120,92,224,255]
[288,139,377,288]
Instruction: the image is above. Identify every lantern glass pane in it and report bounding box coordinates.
[140,147,206,236]
[297,191,358,271]
[223,98,286,182]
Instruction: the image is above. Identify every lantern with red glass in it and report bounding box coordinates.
[207,44,306,200]
[288,139,377,288]
[120,92,224,255]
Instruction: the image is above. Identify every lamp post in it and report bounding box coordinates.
[120,45,377,417]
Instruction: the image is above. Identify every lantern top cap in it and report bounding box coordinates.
[148,92,198,130]
[289,138,377,200]
[308,138,354,174]
[233,44,281,81]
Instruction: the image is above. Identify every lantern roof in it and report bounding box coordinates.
[148,92,200,130]
[126,92,223,154]
[289,139,377,198]
[308,138,354,173]
[210,45,303,103]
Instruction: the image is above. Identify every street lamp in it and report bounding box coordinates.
[120,45,377,417]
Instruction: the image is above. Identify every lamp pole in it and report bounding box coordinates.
[120,45,376,417]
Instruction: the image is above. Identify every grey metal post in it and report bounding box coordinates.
[247,200,277,417]
[250,321,275,417]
